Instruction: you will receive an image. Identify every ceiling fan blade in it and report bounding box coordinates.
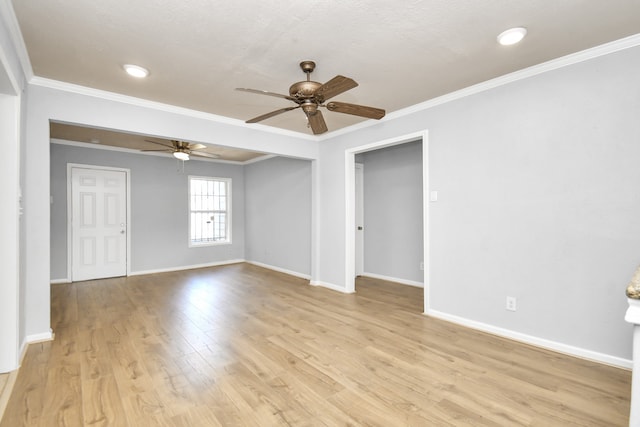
[140,149,173,152]
[246,106,300,123]
[186,143,206,151]
[325,101,385,120]
[189,151,220,159]
[236,88,296,102]
[307,110,328,135]
[144,139,176,149]
[314,76,358,102]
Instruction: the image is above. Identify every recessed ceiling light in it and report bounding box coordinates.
[497,27,527,46]
[123,64,149,78]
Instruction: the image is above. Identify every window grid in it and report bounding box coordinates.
[189,177,231,245]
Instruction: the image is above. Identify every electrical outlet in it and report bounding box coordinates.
[506,296,517,312]
[420,262,424,271]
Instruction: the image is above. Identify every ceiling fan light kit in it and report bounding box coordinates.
[237,60,385,135]
[173,151,189,161]
[141,139,220,161]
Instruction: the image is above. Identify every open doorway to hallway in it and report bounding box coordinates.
[345,130,428,313]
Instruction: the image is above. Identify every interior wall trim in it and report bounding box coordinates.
[29,76,316,141]
[360,272,423,288]
[245,260,311,280]
[129,259,245,277]
[309,280,354,294]
[428,309,632,370]
[24,330,54,346]
[319,33,640,141]
[0,0,33,81]
[50,138,268,166]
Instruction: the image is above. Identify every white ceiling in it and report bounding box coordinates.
[10,0,640,136]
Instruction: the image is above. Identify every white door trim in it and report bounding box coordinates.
[344,130,429,314]
[66,163,131,281]
[354,163,364,277]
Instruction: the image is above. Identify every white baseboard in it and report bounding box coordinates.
[52,260,246,283]
[244,261,353,294]
[427,309,632,370]
[360,272,423,288]
[245,260,311,280]
[18,341,27,366]
[129,259,245,276]
[25,329,54,345]
[309,280,354,294]
[45,265,631,369]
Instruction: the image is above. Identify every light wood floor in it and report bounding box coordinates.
[0,374,7,401]
[1,263,631,426]
[0,372,11,417]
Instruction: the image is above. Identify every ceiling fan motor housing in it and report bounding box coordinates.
[301,100,318,116]
[238,60,385,134]
[289,81,322,100]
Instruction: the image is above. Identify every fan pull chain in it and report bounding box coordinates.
[176,158,186,173]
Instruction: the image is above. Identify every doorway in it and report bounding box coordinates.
[68,164,130,281]
[345,130,429,313]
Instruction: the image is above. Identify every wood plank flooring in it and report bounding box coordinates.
[0,374,7,402]
[0,372,13,420]
[1,263,631,426]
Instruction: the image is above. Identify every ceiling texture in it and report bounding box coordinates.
[10,0,640,159]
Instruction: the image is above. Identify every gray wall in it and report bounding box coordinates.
[35,40,640,364]
[244,156,312,276]
[427,48,639,359]
[50,143,245,279]
[318,45,640,361]
[358,141,423,283]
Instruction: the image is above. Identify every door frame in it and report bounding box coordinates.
[354,162,364,277]
[66,163,132,282]
[344,130,429,313]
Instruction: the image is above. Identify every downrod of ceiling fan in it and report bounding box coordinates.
[300,61,316,81]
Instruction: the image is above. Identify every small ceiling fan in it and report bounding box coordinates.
[236,61,385,135]
[142,140,219,161]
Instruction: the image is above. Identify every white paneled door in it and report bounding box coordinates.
[71,167,127,281]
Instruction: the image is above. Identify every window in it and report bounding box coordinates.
[189,176,231,246]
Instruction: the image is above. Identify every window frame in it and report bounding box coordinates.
[188,175,232,247]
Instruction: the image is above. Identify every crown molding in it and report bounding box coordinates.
[30,76,317,141]
[242,153,277,165]
[387,33,640,122]
[315,115,386,141]
[49,138,273,165]
[321,33,640,141]
[27,33,640,143]
[0,0,33,81]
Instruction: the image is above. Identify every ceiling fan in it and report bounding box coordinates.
[236,61,385,135]
[142,140,219,161]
